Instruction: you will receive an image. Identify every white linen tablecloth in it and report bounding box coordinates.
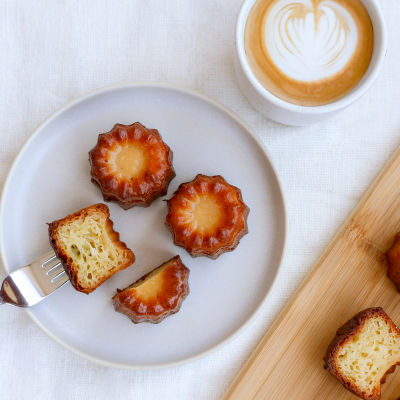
[1,1,399,399]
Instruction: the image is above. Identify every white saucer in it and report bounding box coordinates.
[0,83,287,369]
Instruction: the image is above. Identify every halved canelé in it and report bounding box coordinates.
[112,255,190,324]
[48,204,135,294]
[165,174,249,259]
[89,122,176,209]
[324,308,400,400]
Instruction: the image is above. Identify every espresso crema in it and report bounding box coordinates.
[245,0,374,106]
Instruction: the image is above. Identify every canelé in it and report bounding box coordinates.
[112,255,190,324]
[48,203,135,294]
[385,233,400,291]
[89,122,175,209]
[324,308,400,400]
[165,174,249,259]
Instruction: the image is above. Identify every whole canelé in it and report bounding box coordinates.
[89,122,175,209]
[165,174,249,259]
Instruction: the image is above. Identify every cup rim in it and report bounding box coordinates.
[236,0,387,115]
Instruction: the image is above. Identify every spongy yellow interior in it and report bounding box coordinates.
[57,213,124,289]
[191,194,223,233]
[336,318,400,395]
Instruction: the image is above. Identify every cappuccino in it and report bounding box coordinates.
[245,0,373,106]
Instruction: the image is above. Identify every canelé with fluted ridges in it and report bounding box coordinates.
[165,174,249,259]
[89,122,175,209]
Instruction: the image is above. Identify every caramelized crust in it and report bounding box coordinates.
[165,174,249,259]
[324,308,400,400]
[48,204,135,294]
[386,233,400,291]
[112,255,190,324]
[89,122,176,209]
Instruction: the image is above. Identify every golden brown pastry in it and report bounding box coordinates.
[112,255,190,324]
[324,307,400,400]
[385,233,400,291]
[165,174,249,259]
[48,204,135,294]
[89,122,175,209]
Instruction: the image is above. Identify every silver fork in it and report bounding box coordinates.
[0,252,69,307]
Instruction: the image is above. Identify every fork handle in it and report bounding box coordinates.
[0,288,7,304]
[0,284,9,304]
[0,277,28,307]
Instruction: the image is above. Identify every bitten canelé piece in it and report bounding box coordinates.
[89,122,175,209]
[386,233,400,291]
[324,308,400,400]
[112,256,189,324]
[165,174,249,259]
[48,204,135,294]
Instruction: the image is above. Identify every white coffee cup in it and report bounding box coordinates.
[234,0,387,126]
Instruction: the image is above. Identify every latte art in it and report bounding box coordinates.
[245,0,373,106]
[266,0,357,81]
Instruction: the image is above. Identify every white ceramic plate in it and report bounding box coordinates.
[0,83,287,370]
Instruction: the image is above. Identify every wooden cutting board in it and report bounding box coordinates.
[222,146,400,400]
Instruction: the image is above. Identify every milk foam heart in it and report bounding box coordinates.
[245,0,373,106]
[266,0,358,82]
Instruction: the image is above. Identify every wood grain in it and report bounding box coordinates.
[222,147,400,400]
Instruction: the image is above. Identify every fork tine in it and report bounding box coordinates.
[47,262,63,276]
[52,273,69,288]
[2,251,70,308]
[52,269,66,281]
[28,251,69,291]
[30,252,59,275]
[42,256,61,271]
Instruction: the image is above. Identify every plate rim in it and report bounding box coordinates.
[0,82,288,370]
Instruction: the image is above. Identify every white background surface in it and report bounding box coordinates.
[0,1,399,399]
